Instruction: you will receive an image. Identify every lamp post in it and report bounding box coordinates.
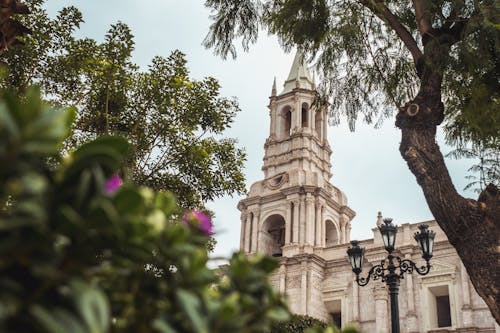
[346,218,435,333]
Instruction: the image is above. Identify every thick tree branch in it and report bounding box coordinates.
[398,124,500,325]
[361,0,423,66]
[396,66,500,323]
[412,0,433,41]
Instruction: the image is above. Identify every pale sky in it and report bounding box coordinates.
[44,0,476,260]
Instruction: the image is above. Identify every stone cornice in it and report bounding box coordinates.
[264,135,332,154]
[277,252,327,268]
[274,88,317,102]
[340,206,356,219]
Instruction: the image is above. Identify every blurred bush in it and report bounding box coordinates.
[0,88,360,333]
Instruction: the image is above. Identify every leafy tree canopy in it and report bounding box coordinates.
[1,0,246,209]
[204,0,499,182]
[0,87,287,332]
[0,86,361,333]
[203,0,500,324]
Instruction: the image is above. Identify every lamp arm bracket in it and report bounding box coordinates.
[356,262,386,286]
[397,258,431,277]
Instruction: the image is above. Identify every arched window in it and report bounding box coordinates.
[325,220,339,246]
[260,214,286,256]
[301,103,309,128]
[282,106,292,138]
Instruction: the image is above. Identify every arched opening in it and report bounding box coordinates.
[282,106,292,138]
[301,103,309,128]
[260,214,285,256]
[315,109,322,138]
[325,220,339,246]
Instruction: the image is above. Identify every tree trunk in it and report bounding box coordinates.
[396,73,500,324]
[0,1,30,54]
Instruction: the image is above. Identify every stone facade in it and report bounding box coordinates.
[237,53,499,333]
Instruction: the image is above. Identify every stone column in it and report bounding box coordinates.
[321,206,326,247]
[352,281,359,322]
[240,213,246,251]
[461,263,473,327]
[295,97,301,129]
[403,251,417,331]
[374,284,389,333]
[339,216,346,244]
[279,264,286,294]
[299,196,306,245]
[245,212,252,253]
[251,211,260,253]
[269,108,275,138]
[301,261,308,314]
[322,109,327,143]
[311,106,316,132]
[292,199,300,243]
[315,201,322,246]
[306,194,315,245]
[285,201,292,244]
[403,253,415,313]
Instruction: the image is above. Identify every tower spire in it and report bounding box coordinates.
[271,76,277,96]
[281,50,314,94]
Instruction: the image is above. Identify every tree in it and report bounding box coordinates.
[0,87,360,333]
[0,88,289,333]
[0,0,246,209]
[0,0,30,53]
[203,0,500,323]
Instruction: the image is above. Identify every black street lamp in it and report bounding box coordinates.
[346,218,436,333]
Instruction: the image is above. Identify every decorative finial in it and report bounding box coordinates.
[271,76,277,96]
[376,211,383,227]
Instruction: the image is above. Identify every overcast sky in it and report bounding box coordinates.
[44,0,476,260]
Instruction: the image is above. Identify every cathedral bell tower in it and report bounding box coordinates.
[238,52,355,258]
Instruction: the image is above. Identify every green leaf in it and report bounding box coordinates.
[176,289,208,333]
[152,318,178,333]
[113,185,145,214]
[31,306,86,333]
[266,307,290,322]
[71,281,110,333]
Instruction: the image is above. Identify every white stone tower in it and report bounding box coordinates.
[237,54,499,329]
[238,51,355,260]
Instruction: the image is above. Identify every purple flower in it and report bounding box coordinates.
[104,175,123,194]
[182,210,213,236]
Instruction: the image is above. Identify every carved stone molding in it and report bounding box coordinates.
[264,172,289,190]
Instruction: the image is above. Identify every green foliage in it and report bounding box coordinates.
[0,89,288,332]
[443,3,500,146]
[268,314,327,333]
[1,0,246,209]
[205,0,420,127]
[204,0,499,188]
[446,142,499,192]
[267,314,361,333]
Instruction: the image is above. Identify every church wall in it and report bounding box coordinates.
[238,54,497,333]
[269,221,497,333]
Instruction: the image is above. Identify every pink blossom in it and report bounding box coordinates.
[182,210,213,236]
[104,175,123,194]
